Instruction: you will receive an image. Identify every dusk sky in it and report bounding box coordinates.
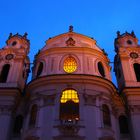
[0,0,140,84]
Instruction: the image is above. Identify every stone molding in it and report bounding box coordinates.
[0,105,14,114]
[129,105,140,114]
[83,93,96,105]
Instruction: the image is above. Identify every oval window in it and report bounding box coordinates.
[63,56,77,73]
[36,62,43,77]
[98,62,105,77]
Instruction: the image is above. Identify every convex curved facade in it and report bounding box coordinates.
[0,27,140,140]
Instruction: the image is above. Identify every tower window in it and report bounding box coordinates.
[0,64,10,83]
[98,62,105,77]
[29,104,38,127]
[127,40,132,45]
[13,115,23,135]
[102,104,111,127]
[60,89,79,121]
[63,56,77,73]
[36,62,43,77]
[12,41,17,46]
[119,115,129,134]
[134,63,140,82]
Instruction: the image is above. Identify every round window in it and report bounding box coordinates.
[5,54,14,60]
[12,41,17,46]
[127,40,132,45]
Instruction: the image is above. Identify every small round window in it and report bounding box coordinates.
[63,56,77,73]
[12,41,17,46]
[127,40,132,45]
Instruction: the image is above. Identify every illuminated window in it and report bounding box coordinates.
[63,56,77,73]
[61,89,79,103]
[60,89,79,120]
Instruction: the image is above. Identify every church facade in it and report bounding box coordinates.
[0,27,140,140]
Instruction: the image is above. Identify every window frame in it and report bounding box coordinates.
[102,104,111,127]
[133,63,140,82]
[97,61,105,77]
[63,56,77,73]
[119,115,129,134]
[13,115,23,135]
[29,104,38,127]
[0,64,10,83]
[59,89,79,121]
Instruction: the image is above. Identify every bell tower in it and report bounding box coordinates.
[0,33,30,140]
[114,31,140,140]
[0,33,30,89]
[114,31,140,89]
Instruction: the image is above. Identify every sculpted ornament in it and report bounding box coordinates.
[66,37,76,46]
[130,52,139,59]
[83,94,96,105]
[130,105,140,114]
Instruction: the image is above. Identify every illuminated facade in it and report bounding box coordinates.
[0,27,140,140]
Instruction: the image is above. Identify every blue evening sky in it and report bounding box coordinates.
[0,0,140,85]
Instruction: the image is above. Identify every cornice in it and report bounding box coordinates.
[37,47,109,62]
[26,74,117,96]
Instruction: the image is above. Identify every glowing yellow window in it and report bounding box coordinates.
[63,56,77,73]
[61,89,79,103]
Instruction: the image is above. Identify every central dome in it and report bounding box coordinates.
[41,26,102,52]
[32,26,111,81]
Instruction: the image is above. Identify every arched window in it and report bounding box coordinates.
[29,104,38,126]
[0,64,10,82]
[134,63,140,82]
[119,115,129,134]
[13,115,23,134]
[63,56,77,73]
[36,62,43,77]
[102,104,111,127]
[98,62,105,77]
[60,89,79,121]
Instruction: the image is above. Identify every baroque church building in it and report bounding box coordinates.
[0,26,140,140]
